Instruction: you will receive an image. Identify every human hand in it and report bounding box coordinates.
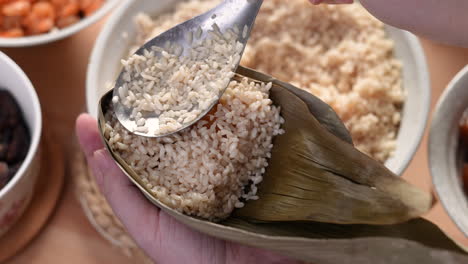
[75,113,302,264]
[309,0,353,4]
[310,0,468,47]
[359,0,468,47]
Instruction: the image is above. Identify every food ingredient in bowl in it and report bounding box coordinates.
[0,89,30,189]
[127,0,404,162]
[116,24,244,135]
[105,78,284,220]
[0,0,105,37]
[458,115,468,195]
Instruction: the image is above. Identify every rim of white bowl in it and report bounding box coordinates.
[86,0,133,116]
[86,0,430,176]
[390,31,431,176]
[0,0,121,47]
[429,64,468,237]
[0,51,42,198]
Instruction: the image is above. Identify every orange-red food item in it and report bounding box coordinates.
[83,0,102,16]
[23,1,56,34]
[2,1,31,17]
[0,27,23,37]
[59,1,79,18]
[0,0,104,37]
[56,14,78,28]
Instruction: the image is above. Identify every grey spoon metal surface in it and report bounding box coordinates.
[112,0,263,137]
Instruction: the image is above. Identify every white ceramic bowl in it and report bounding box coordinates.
[0,0,121,47]
[429,65,468,237]
[86,0,430,176]
[0,51,42,237]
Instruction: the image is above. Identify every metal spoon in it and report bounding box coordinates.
[112,0,263,138]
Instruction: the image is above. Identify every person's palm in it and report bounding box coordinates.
[76,114,301,264]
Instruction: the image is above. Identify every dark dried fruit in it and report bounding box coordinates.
[0,90,21,130]
[6,124,30,163]
[0,125,11,140]
[0,143,7,160]
[0,89,31,190]
[0,162,9,189]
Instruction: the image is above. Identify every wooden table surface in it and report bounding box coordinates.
[1,17,468,263]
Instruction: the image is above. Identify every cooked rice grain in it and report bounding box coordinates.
[118,24,244,135]
[107,78,284,220]
[130,0,404,162]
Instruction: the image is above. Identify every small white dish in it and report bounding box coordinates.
[0,51,42,237]
[0,0,121,47]
[85,0,431,176]
[429,65,468,237]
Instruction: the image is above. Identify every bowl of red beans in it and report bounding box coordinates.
[0,51,41,236]
[0,0,120,47]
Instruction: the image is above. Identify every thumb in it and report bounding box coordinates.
[75,113,161,237]
[75,113,222,264]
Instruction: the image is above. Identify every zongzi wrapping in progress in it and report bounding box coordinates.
[99,0,430,224]
[104,77,284,220]
[101,66,430,224]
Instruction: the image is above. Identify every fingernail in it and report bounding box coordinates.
[90,149,110,189]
